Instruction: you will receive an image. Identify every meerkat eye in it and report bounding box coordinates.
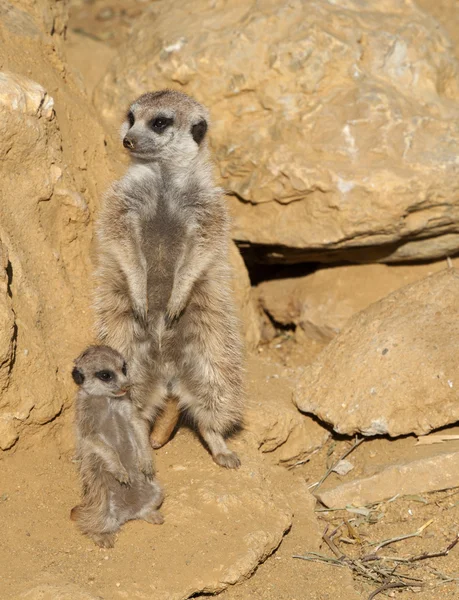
[122,362,127,376]
[149,116,173,133]
[95,370,115,382]
[127,111,135,128]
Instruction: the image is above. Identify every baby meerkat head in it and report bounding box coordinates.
[120,89,209,163]
[72,345,130,399]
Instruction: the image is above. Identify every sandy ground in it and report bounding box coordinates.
[2,339,459,599]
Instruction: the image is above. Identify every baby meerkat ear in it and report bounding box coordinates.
[191,119,208,145]
[72,367,85,385]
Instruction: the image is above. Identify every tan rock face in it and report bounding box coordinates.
[258,260,458,341]
[95,0,459,264]
[0,3,113,452]
[294,269,459,437]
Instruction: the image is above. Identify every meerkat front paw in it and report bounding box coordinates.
[137,457,155,480]
[164,302,185,328]
[114,467,131,486]
[132,302,148,329]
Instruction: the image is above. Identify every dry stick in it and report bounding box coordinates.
[287,447,321,470]
[368,581,415,600]
[322,529,382,583]
[369,519,433,552]
[310,436,364,493]
[386,534,459,564]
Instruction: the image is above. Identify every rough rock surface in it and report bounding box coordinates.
[294,269,459,437]
[0,4,115,452]
[258,260,458,341]
[2,435,292,600]
[317,451,459,508]
[95,0,459,264]
[243,356,329,465]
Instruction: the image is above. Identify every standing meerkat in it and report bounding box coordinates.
[71,345,164,549]
[94,90,244,469]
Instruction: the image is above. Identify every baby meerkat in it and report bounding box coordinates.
[94,90,243,469]
[71,345,164,549]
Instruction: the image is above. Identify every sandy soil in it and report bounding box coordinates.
[2,339,459,599]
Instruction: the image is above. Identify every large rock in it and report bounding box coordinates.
[0,2,113,452]
[317,450,459,508]
[294,269,459,437]
[258,260,459,341]
[95,0,459,264]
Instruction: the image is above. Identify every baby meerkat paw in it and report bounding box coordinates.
[214,451,241,469]
[114,468,131,486]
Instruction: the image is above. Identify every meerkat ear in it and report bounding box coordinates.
[72,367,85,385]
[191,120,208,145]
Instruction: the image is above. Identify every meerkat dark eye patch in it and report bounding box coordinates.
[122,362,127,376]
[127,111,135,128]
[191,119,207,145]
[95,370,115,382]
[149,116,174,133]
[72,367,85,385]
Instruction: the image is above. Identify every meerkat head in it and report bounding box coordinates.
[120,89,209,164]
[72,345,130,399]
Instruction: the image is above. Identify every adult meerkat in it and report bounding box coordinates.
[94,90,243,469]
[71,345,164,549]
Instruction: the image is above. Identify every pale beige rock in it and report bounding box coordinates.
[95,0,459,264]
[317,451,459,508]
[0,71,54,118]
[0,414,18,450]
[294,269,459,437]
[258,260,458,341]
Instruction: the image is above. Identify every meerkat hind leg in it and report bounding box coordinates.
[142,508,165,525]
[199,427,241,469]
[150,397,180,449]
[90,531,116,549]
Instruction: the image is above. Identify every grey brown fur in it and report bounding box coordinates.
[71,345,164,548]
[94,89,243,469]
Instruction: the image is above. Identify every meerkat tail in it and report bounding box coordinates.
[150,397,181,449]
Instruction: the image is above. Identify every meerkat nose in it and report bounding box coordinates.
[123,136,135,150]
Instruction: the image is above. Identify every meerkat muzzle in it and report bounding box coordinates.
[123,136,135,150]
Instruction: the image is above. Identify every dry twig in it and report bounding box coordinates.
[294,524,459,600]
[310,437,364,493]
[368,519,433,552]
